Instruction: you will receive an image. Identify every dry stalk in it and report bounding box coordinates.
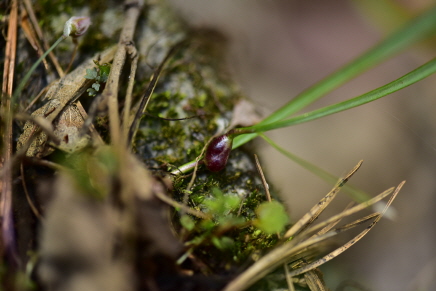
[313,202,353,237]
[24,85,49,112]
[284,263,295,291]
[182,129,224,212]
[255,154,296,291]
[87,2,146,261]
[128,40,187,145]
[299,186,395,240]
[20,163,42,220]
[122,46,139,143]
[19,9,50,72]
[284,160,363,239]
[286,181,404,278]
[304,270,328,291]
[222,161,404,291]
[101,0,143,147]
[154,190,211,220]
[22,0,64,77]
[254,154,272,202]
[1,0,18,264]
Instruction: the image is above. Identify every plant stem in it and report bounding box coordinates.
[12,35,66,106]
[232,5,436,148]
[239,57,436,133]
[173,6,436,175]
[174,53,436,175]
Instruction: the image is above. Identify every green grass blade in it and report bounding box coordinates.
[12,36,66,107]
[175,56,436,175]
[241,57,436,133]
[260,134,369,203]
[233,5,436,148]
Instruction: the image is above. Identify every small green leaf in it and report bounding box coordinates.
[180,215,196,231]
[254,201,289,234]
[98,63,111,82]
[189,234,207,246]
[99,73,108,83]
[212,236,234,250]
[212,187,224,197]
[203,188,241,216]
[204,188,225,214]
[224,195,241,211]
[84,68,98,79]
[92,82,100,91]
[203,198,223,215]
[86,88,96,97]
[217,215,245,227]
[200,219,215,230]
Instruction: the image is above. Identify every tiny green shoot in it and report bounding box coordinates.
[84,61,111,96]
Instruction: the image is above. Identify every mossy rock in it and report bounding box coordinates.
[132,3,284,273]
[12,1,289,289]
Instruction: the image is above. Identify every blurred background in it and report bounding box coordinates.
[168,0,436,290]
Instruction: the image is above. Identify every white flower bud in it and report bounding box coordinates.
[63,16,91,38]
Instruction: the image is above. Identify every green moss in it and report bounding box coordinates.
[15,1,294,286]
[167,148,287,270]
[130,5,290,275]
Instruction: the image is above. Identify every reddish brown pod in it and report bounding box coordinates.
[204,134,233,172]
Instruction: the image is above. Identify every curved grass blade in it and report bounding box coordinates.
[240,57,436,134]
[174,6,436,175]
[259,134,370,203]
[233,5,436,148]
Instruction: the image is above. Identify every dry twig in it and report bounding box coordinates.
[284,161,363,239]
[22,0,64,77]
[128,40,187,145]
[1,0,19,264]
[101,0,143,147]
[222,161,404,291]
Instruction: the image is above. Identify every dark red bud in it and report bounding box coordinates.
[204,134,233,172]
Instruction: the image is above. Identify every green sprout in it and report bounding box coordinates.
[178,186,288,266]
[84,61,111,96]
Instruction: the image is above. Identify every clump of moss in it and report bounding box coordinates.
[133,47,287,268]
[134,32,238,169]
[130,2,291,279]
